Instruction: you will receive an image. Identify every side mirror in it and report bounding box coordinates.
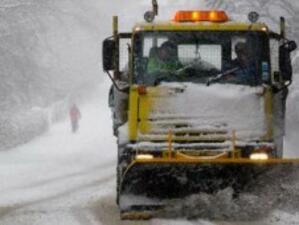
[285,40,297,52]
[102,39,115,71]
[279,40,297,83]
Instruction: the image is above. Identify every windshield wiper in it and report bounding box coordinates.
[206,67,240,86]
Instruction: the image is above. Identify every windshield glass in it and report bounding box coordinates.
[133,31,270,86]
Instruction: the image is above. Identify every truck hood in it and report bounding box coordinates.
[129,82,269,151]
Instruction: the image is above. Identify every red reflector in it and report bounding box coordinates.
[138,85,147,95]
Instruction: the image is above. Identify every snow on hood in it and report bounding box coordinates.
[148,82,267,141]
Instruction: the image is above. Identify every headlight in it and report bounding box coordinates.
[250,153,269,160]
[136,154,154,160]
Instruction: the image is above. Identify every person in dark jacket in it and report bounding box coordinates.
[229,42,257,85]
[69,104,81,133]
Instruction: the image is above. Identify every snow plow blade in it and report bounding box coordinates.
[119,157,299,219]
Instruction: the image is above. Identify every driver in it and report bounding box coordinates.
[147,41,183,75]
[228,42,257,85]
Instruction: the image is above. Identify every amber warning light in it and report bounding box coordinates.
[174,10,229,23]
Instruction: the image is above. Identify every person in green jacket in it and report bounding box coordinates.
[147,41,183,76]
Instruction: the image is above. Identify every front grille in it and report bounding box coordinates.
[134,118,233,152]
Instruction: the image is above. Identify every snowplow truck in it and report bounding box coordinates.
[103,9,298,219]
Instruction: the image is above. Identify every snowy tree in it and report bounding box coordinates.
[205,0,299,41]
[0,0,101,149]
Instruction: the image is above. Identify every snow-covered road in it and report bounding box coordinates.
[0,79,299,225]
[0,80,119,225]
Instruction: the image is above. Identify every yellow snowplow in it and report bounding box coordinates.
[102,2,298,220]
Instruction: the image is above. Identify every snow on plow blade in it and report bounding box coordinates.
[119,157,299,220]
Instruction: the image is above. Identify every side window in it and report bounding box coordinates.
[120,39,131,71]
[108,85,114,108]
[143,38,153,57]
[178,44,222,70]
[270,39,279,73]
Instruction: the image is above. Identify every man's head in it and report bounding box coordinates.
[158,41,177,61]
[235,42,250,65]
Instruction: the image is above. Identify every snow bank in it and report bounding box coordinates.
[0,110,48,151]
[0,99,71,151]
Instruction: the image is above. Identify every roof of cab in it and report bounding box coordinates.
[133,21,269,32]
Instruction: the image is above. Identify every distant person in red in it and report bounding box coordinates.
[69,104,81,133]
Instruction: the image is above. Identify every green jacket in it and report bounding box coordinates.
[147,57,182,75]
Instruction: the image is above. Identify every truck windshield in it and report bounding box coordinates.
[133,31,270,86]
